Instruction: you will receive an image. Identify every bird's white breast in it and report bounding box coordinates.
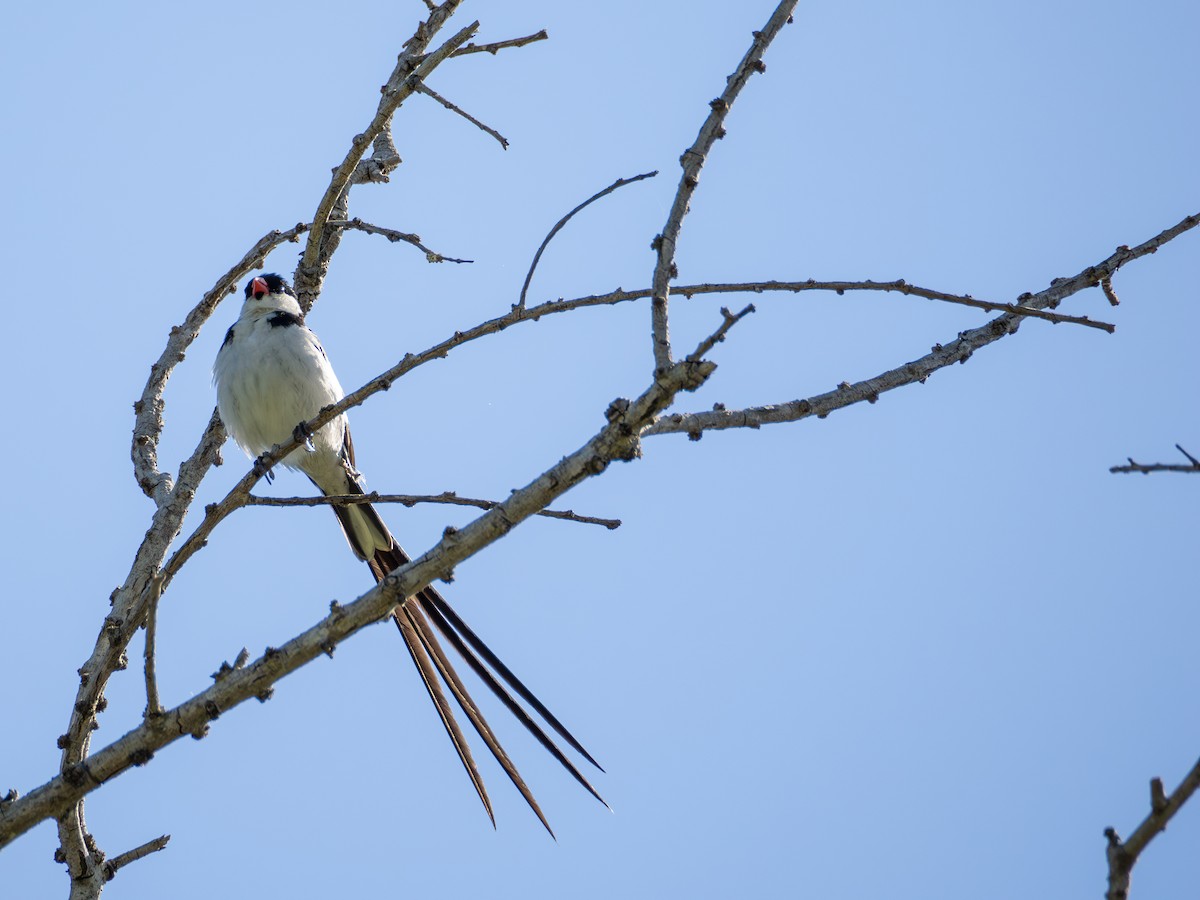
[214,311,348,471]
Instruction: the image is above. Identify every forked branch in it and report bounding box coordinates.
[1105,759,1200,900]
[650,0,799,370]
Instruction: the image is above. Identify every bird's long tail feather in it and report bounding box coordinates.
[420,593,608,808]
[400,593,555,836]
[322,475,604,830]
[392,606,495,826]
[422,591,606,773]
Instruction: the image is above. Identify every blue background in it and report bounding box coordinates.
[2,2,1198,898]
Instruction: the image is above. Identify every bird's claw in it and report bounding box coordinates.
[294,422,316,453]
[252,454,275,484]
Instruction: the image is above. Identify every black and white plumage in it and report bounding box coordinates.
[214,273,604,833]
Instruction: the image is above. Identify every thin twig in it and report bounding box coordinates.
[682,279,1114,331]
[142,575,165,719]
[245,491,621,530]
[518,171,658,308]
[649,0,799,370]
[331,218,473,263]
[686,305,757,362]
[414,83,509,149]
[449,30,548,57]
[103,834,171,881]
[1101,276,1120,306]
[601,278,1114,331]
[1105,758,1200,900]
[1110,444,1200,474]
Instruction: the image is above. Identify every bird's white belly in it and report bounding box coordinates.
[216,323,346,468]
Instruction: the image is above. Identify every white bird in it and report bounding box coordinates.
[214,273,604,833]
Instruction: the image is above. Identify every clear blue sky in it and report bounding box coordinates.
[3,2,1198,898]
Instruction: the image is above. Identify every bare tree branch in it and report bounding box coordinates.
[332,218,473,263]
[245,491,621,530]
[102,834,171,881]
[1101,276,1120,306]
[1110,444,1200,474]
[414,82,509,149]
[519,170,659,309]
[1105,760,1200,900]
[646,211,1200,438]
[555,278,1115,330]
[295,3,477,311]
[686,304,757,361]
[142,575,165,719]
[449,30,548,58]
[678,279,1114,331]
[650,0,798,371]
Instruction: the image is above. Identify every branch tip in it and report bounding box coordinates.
[103,834,171,880]
[1150,777,1168,813]
[519,170,659,309]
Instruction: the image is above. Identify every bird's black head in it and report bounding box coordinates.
[245,273,296,300]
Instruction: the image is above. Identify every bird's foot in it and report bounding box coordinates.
[252,454,275,484]
[294,421,316,453]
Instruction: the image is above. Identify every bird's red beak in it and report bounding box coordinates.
[250,276,270,299]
